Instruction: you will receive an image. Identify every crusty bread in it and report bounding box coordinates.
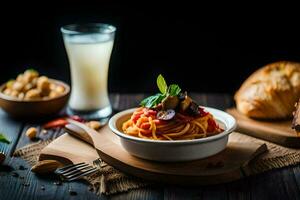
[235,61,300,119]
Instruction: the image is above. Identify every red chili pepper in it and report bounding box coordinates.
[43,118,68,129]
[69,115,85,123]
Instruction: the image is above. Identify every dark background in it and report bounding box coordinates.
[1,2,299,94]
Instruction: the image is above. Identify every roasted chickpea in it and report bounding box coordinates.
[12,81,25,92]
[10,90,19,98]
[37,76,50,96]
[3,70,65,100]
[31,77,38,87]
[16,74,24,82]
[55,85,65,94]
[3,88,11,95]
[24,69,39,79]
[22,74,31,84]
[18,92,25,99]
[26,127,37,140]
[6,80,15,89]
[23,83,34,92]
[25,89,40,100]
[23,69,39,83]
[49,91,59,98]
[50,83,56,90]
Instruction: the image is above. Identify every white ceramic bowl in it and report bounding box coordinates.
[109,107,236,162]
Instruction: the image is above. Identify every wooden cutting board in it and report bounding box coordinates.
[227,108,300,148]
[39,123,267,185]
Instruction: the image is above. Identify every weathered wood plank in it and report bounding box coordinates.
[2,94,300,200]
[163,185,203,200]
[226,178,251,200]
[110,187,164,200]
[280,167,300,200]
[0,110,24,157]
[249,169,289,200]
[201,184,227,200]
[1,128,106,200]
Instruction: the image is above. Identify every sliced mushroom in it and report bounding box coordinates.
[178,91,187,101]
[179,95,192,112]
[157,109,176,120]
[186,101,200,116]
[162,95,179,110]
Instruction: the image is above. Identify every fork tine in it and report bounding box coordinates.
[64,166,95,179]
[66,168,99,181]
[93,158,101,166]
[62,165,94,176]
[56,162,85,171]
[55,163,88,174]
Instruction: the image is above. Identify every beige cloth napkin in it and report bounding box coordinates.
[13,132,300,195]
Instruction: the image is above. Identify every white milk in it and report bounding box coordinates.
[64,35,114,111]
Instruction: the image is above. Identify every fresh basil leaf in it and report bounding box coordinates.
[140,93,165,108]
[157,74,167,94]
[140,95,154,107]
[155,93,165,105]
[0,133,10,144]
[167,84,181,96]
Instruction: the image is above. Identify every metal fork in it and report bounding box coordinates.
[55,158,102,181]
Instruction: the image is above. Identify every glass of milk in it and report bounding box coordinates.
[61,23,116,119]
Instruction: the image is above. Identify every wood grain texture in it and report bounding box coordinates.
[227,108,300,148]
[0,94,300,200]
[40,124,267,185]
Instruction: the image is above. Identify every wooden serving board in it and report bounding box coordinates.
[39,122,267,185]
[227,108,300,148]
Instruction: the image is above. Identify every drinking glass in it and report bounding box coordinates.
[61,23,116,119]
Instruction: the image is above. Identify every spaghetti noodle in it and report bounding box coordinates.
[122,107,222,140]
[122,74,223,140]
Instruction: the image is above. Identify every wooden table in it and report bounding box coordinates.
[1,93,300,200]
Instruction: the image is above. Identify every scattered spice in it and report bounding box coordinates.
[11,172,19,177]
[69,188,77,196]
[19,165,27,170]
[0,152,5,164]
[25,127,37,140]
[54,180,62,186]
[41,185,45,190]
[22,183,30,187]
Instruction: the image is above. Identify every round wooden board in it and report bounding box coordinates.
[227,108,300,148]
[41,121,267,185]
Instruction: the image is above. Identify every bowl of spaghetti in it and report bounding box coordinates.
[109,75,236,162]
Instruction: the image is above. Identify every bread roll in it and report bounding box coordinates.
[235,61,300,119]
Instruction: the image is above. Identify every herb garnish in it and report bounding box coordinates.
[0,133,10,144]
[140,74,181,108]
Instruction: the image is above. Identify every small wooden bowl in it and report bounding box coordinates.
[0,79,70,118]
